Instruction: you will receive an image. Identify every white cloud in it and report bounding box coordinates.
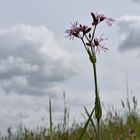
[0,24,80,132]
[117,16,140,51]
[0,91,65,133]
[0,24,78,96]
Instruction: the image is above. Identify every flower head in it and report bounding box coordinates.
[91,12,115,26]
[105,17,115,27]
[65,21,81,40]
[92,34,108,53]
[65,22,91,39]
[65,12,115,54]
[79,24,91,35]
[128,129,136,137]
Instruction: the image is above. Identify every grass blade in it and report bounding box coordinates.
[78,107,95,140]
[84,107,98,139]
[49,98,53,140]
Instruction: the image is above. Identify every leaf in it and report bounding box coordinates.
[84,107,98,139]
[95,90,102,122]
[79,107,95,140]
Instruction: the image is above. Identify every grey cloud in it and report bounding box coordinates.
[0,91,64,133]
[117,16,140,51]
[132,0,140,3]
[0,25,78,96]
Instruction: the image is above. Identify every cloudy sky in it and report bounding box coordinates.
[0,0,140,133]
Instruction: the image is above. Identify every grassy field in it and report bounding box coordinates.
[0,95,139,140]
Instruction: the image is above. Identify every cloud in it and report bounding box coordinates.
[117,16,140,52]
[0,91,65,133]
[0,25,77,96]
[132,0,140,3]
[0,25,79,132]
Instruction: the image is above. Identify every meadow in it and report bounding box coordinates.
[0,94,139,140]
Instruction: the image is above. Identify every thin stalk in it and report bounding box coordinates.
[63,92,67,132]
[81,24,101,140]
[81,37,88,52]
[97,120,101,140]
[92,62,101,140]
[92,63,98,97]
[49,98,53,140]
[91,25,97,41]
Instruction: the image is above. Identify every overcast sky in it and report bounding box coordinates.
[0,0,140,133]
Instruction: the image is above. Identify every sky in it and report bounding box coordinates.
[0,0,140,133]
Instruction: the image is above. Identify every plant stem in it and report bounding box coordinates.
[92,63,98,97]
[92,62,101,140]
[81,24,102,140]
[97,119,101,140]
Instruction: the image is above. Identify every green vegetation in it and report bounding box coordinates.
[1,94,140,140]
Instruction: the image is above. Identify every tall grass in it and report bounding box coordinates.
[0,94,140,140]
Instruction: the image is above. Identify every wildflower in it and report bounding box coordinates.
[79,24,91,35]
[92,34,108,53]
[104,16,115,27]
[128,128,136,137]
[91,12,99,26]
[91,12,115,26]
[65,21,81,39]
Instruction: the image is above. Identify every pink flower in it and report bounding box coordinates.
[65,22,81,39]
[92,34,108,53]
[91,12,115,26]
[65,22,91,39]
[79,24,91,35]
[105,17,116,26]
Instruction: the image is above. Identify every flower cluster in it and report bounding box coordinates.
[65,12,115,54]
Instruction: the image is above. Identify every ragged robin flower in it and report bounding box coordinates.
[79,24,91,35]
[65,22,91,39]
[91,12,115,26]
[92,34,108,53]
[65,21,81,39]
[66,12,115,54]
[65,12,115,140]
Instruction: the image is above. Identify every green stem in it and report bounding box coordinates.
[92,62,101,140]
[92,63,98,97]
[97,120,101,140]
[91,25,97,41]
[80,24,101,140]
